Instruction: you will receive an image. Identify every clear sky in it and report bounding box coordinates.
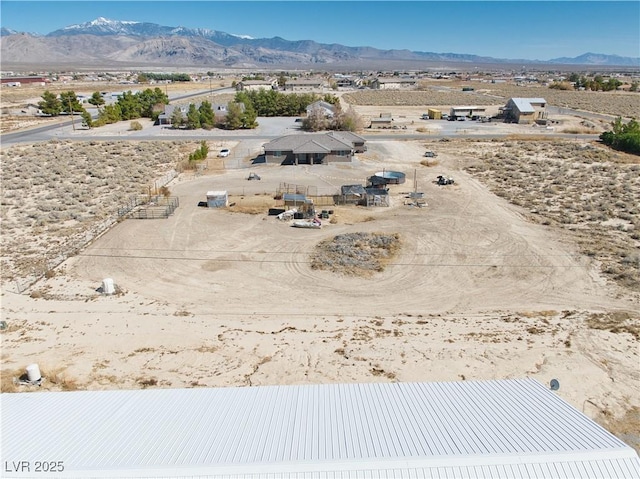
[1,1,639,60]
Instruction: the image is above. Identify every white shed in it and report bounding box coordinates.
[1,378,638,478]
[206,190,228,208]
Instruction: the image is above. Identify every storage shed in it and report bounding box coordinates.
[365,187,390,206]
[339,184,367,205]
[206,190,228,208]
[2,379,638,478]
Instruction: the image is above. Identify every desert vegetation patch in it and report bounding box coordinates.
[344,84,639,119]
[462,140,640,289]
[0,139,200,282]
[311,232,401,277]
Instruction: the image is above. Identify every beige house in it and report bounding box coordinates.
[371,78,417,90]
[501,98,548,124]
[236,79,277,91]
[283,78,325,91]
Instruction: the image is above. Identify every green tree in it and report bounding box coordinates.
[224,102,243,130]
[600,117,640,155]
[59,91,84,114]
[81,110,93,129]
[96,104,122,125]
[240,101,258,129]
[38,90,62,116]
[137,88,169,119]
[116,91,141,120]
[170,107,184,128]
[137,72,149,83]
[185,103,201,129]
[604,78,622,91]
[88,91,105,107]
[198,101,215,129]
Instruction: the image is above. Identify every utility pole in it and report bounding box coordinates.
[68,97,75,131]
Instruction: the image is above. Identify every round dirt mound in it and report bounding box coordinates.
[311,232,401,277]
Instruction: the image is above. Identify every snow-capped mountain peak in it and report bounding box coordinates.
[64,17,138,30]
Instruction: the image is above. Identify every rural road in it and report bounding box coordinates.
[1,120,600,146]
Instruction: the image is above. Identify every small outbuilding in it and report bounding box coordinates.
[339,184,367,205]
[206,190,228,208]
[365,187,390,207]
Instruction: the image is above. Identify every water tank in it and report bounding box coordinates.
[26,363,41,382]
[374,171,406,185]
[102,278,115,295]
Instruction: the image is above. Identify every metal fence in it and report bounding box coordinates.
[5,172,182,294]
[129,197,180,219]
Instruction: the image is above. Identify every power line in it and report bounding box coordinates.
[78,252,587,268]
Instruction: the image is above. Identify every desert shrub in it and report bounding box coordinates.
[129,121,143,131]
[311,232,401,276]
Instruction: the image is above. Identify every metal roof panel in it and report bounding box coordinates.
[2,379,638,478]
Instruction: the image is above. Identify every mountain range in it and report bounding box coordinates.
[1,17,638,69]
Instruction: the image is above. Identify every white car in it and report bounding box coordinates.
[218,148,230,157]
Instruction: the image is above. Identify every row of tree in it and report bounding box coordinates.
[301,104,363,132]
[38,90,94,127]
[550,73,630,92]
[170,100,258,130]
[137,73,191,83]
[600,117,640,155]
[233,90,337,117]
[38,88,169,128]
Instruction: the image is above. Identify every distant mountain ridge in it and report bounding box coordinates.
[1,17,638,68]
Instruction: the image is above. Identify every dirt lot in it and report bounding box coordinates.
[1,87,639,450]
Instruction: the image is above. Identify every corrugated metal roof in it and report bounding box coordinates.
[282,193,306,202]
[2,379,638,478]
[510,98,547,113]
[341,184,366,195]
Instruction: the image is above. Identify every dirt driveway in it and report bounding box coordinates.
[68,138,622,316]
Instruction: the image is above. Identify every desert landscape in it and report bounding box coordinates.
[1,83,639,451]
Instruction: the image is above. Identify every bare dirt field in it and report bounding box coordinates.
[1,89,639,450]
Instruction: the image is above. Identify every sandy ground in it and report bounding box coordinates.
[2,134,638,449]
[1,83,638,449]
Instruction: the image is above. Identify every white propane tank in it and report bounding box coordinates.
[102,278,115,295]
[26,363,41,382]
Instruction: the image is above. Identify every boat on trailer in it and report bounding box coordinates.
[291,218,322,229]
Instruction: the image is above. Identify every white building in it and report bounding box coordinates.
[1,378,638,478]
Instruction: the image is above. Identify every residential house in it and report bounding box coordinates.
[262,132,366,165]
[236,79,277,91]
[157,102,232,125]
[501,98,548,124]
[305,100,336,119]
[283,78,325,91]
[371,77,417,90]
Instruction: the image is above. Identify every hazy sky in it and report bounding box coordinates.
[2,1,639,60]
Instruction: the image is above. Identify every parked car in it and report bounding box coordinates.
[424,151,437,158]
[218,148,230,157]
[247,173,261,181]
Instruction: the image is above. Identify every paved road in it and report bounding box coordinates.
[0,87,234,147]
[1,106,601,146]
